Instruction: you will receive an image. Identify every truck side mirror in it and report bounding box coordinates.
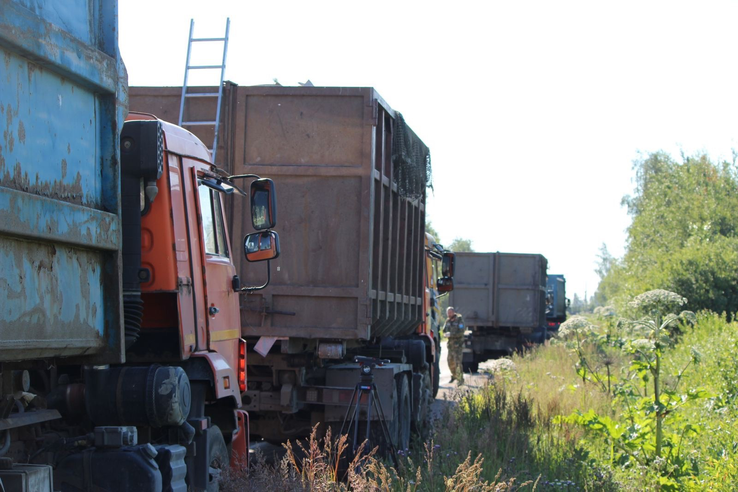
[244,231,280,262]
[437,277,453,293]
[251,178,277,230]
[442,252,455,277]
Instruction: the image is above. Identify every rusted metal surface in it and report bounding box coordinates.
[0,1,120,96]
[0,0,127,362]
[129,85,427,341]
[0,188,119,251]
[450,252,548,329]
[0,238,107,359]
[317,342,345,360]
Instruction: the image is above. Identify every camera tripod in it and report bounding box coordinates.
[338,356,397,463]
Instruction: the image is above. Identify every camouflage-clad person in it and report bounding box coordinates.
[443,307,465,384]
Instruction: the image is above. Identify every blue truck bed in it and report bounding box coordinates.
[0,0,127,362]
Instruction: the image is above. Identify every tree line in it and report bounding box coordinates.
[595,151,738,316]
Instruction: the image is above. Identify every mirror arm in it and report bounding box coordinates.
[238,260,271,293]
[427,250,443,261]
[229,173,261,181]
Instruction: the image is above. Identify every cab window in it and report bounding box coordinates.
[198,185,229,257]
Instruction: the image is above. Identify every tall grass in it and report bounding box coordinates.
[662,312,738,490]
[223,308,738,490]
[222,425,526,491]
[541,308,738,490]
[223,357,617,491]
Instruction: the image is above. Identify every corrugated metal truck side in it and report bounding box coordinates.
[450,252,548,371]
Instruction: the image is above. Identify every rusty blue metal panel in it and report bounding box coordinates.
[0,0,126,362]
[12,0,93,44]
[0,187,119,250]
[0,238,106,359]
[0,1,119,93]
[1,47,106,205]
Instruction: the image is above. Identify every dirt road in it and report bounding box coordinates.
[431,340,499,419]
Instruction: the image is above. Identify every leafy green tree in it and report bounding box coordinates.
[449,237,473,252]
[658,236,738,314]
[596,152,738,315]
[570,293,584,314]
[623,153,738,269]
[594,244,625,307]
[425,220,442,244]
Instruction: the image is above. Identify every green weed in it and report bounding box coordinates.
[226,296,738,490]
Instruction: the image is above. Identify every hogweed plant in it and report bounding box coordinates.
[560,290,708,489]
[556,315,618,396]
[625,290,698,461]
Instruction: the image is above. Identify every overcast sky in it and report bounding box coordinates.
[119,1,738,299]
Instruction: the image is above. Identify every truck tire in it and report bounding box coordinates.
[389,382,399,451]
[432,344,441,398]
[206,425,229,492]
[462,361,479,374]
[411,370,431,439]
[395,375,411,452]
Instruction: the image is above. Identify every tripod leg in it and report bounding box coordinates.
[371,384,397,462]
[364,388,374,448]
[339,385,360,437]
[353,391,365,454]
[339,385,364,453]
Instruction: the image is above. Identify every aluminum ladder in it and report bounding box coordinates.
[178,18,230,164]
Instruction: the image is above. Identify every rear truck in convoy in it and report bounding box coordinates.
[449,252,548,373]
[0,2,279,490]
[129,84,455,451]
[545,274,569,331]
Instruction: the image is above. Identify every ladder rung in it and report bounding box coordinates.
[192,37,227,42]
[185,93,219,98]
[181,121,217,126]
[187,65,222,70]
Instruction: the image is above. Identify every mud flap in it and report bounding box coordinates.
[230,410,249,469]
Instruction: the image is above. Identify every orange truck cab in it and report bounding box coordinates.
[120,113,279,489]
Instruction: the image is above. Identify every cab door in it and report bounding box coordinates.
[192,168,242,355]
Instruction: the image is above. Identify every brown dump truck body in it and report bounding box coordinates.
[130,84,427,341]
[450,252,548,330]
[449,252,549,367]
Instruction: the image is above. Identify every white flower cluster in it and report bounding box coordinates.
[629,289,687,312]
[556,315,594,339]
[594,305,617,317]
[487,358,516,373]
[630,338,656,351]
